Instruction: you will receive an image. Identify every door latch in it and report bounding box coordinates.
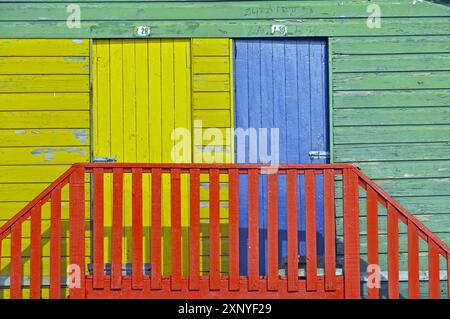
[308,151,330,160]
[93,156,117,163]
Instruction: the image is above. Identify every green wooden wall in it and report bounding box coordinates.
[1,0,450,297]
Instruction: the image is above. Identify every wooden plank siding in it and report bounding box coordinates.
[0,39,90,298]
[332,34,450,298]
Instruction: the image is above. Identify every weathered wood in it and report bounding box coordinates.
[0,18,448,38]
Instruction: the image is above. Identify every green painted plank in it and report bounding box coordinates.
[334,89,450,108]
[335,196,450,217]
[335,216,450,236]
[334,107,450,126]
[334,71,450,90]
[0,18,448,38]
[331,36,450,54]
[334,177,450,197]
[354,160,450,179]
[334,142,450,161]
[333,54,450,72]
[334,125,450,144]
[1,1,448,21]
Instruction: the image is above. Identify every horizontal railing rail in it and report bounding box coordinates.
[0,163,448,299]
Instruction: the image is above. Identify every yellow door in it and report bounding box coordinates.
[92,38,234,276]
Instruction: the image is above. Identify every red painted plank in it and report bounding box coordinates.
[170,168,182,291]
[92,168,104,289]
[151,168,162,290]
[132,168,143,289]
[286,169,298,292]
[248,168,259,291]
[305,170,317,292]
[366,186,379,299]
[50,187,61,299]
[343,169,360,299]
[323,169,336,292]
[428,240,441,299]
[228,169,240,291]
[408,223,420,299]
[267,172,278,291]
[387,203,399,299]
[189,169,200,290]
[30,205,42,299]
[111,168,123,290]
[10,223,22,299]
[448,254,450,299]
[69,168,86,298]
[209,169,221,291]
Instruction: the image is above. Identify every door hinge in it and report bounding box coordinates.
[308,151,330,159]
[93,156,117,163]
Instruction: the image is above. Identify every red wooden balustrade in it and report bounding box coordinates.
[0,163,448,299]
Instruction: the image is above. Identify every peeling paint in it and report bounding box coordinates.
[72,39,84,44]
[70,129,89,145]
[31,130,42,134]
[14,130,26,134]
[65,57,85,62]
[31,147,87,161]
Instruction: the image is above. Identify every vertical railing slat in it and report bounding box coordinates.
[343,169,360,298]
[305,170,317,291]
[323,169,336,291]
[248,168,259,291]
[111,168,123,290]
[447,254,450,299]
[69,168,86,299]
[50,187,61,299]
[189,169,200,290]
[170,168,182,290]
[30,206,42,299]
[428,240,441,299]
[151,168,162,290]
[267,172,278,291]
[286,169,298,292]
[387,203,399,299]
[408,222,420,299]
[93,168,104,289]
[132,168,143,289]
[228,169,240,291]
[209,169,221,290]
[367,186,379,299]
[10,223,22,299]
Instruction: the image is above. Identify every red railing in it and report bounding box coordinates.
[0,163,448,299]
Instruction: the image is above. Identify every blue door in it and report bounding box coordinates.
[233,38,329,275]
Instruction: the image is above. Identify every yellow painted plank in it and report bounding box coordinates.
[0,39,89,57]
[0,146,89,165]
[0,57,89,75]
[0,75,89,93]
[0,92,89,111]
[193,110,231,127]
[192,56,230,74]
[0,111,89,129]
[0,129,89,147]
[135,40,150,163]
[0,183,90,202]
[109,40,124,161]
[0,165,69,183]
[192,74,230,92]
[94,39,111,158]
[148,39,162,163]
[192,92,230,109]
[192,38,229,56]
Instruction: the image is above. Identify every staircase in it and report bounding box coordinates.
[0,163,448,299]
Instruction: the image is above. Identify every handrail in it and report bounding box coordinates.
[0,164,78,241]
[0,162,448,299]
[353,167,450,256]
